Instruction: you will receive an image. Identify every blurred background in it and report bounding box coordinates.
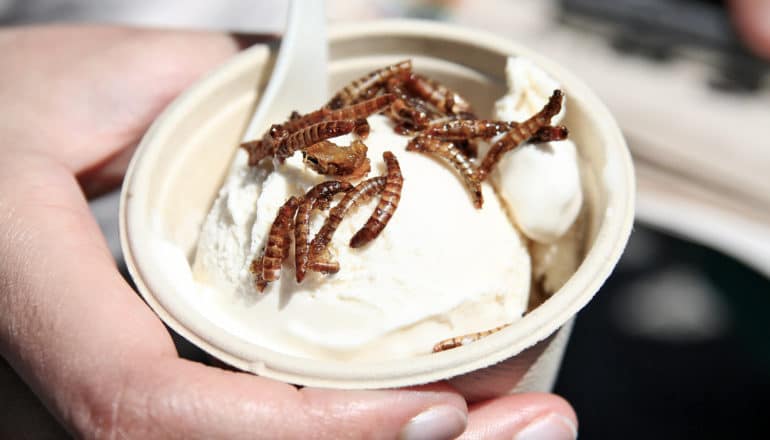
[3,0,769,438]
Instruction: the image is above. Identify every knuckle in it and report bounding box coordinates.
[68,379,145,440]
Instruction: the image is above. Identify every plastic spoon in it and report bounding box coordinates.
[242,0,328,141]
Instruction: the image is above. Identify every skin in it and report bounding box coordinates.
[0,25,577,439]
[730,0,770,59]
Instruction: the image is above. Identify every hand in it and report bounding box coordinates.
[730,0,770,59]
[0,25,576,439]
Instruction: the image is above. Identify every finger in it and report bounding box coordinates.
[0,25,275,193]
[729,0,770,59]
[0,152,467,439]
[0,151,174,416]
[74,29,282,199]
[101,359,467,440]
[459,393,577,440]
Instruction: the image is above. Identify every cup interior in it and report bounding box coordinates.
[121,20,634,389]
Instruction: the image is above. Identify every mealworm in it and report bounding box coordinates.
[452,138,478,159]
[250,196,300,292]
[275,120,356,162]
[478,90,564,179]
[281,94,394,136]
[405,72,475,115]
[308,176,387,265]
[530,125,569,143]
[328,94,395,121]
[294,181,352,283]
[432,324,511,352]
[425,119,515,140]
[307,259,341,274]
[241,124,289,166]
[326,60,412,109]
[349,152,403,248]
[302,140,370,180]
[353,118,370,139]
[385,78,435,130]
[281,107,331,134]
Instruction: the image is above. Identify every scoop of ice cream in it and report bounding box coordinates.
[492,140,582,244]
[192,115,531,361]
[492,57,582,244]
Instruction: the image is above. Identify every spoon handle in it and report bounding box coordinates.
[243,0,328,141]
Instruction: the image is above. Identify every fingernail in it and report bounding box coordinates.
[514,413,577,440]
[399,405,467,440]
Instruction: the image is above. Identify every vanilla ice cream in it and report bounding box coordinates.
[192,115,531,361]
[489,57,585,293]
[493,57,583,244]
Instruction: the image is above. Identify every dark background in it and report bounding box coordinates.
[554,224,770,439]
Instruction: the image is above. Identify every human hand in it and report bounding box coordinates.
[730,0,770,59]
[0,25,576,439]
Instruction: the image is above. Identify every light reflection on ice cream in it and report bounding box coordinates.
[190,57,584,361]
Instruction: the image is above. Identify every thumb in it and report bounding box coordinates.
[80,358,468,440]
[730,0,770,59]
[460,393,577,440]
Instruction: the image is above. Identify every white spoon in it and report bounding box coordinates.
[242,0,328,142]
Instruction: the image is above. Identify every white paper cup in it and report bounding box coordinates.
[120,20,634,396]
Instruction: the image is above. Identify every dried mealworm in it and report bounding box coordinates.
[432,324,511,352]
[405,72,475,116]
[275,120,356,162]
[281,107,331,134]
[530,125,569,143]
[407,136,483,208]
[349,152,403,248]
[328,94,395,121]
[478,90,564,179]
[385,78,435,130]
[281,94,393,135]
[240,139,265,166]
[241,124,289,166]
[452,138,478,159]
[250,196,300,292]
[308,176,387,265]
[307,259,341,274]
[249,258,267,292]
[419,119,518,160]
[303,140,371,180]
[424,119,515,140]
[294,181,352,282]
[326,60,412,109]
[353,118,370,139]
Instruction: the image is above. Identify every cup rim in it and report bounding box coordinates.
[120,19,635,389]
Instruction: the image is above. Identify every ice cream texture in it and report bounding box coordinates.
[493,57,583,244]
[190,57,583,361]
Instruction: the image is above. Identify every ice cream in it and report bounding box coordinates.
[190,57,583,361]
[491,57,584,294]
[492,57,583,244]
[192,115,531,361]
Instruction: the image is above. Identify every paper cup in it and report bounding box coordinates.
[120,20,634,395]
